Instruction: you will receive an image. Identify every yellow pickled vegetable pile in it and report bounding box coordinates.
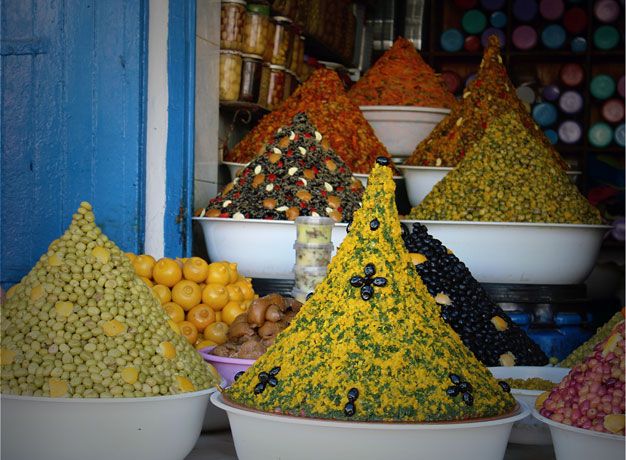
[128,256,256,350]
[1,202,219,398]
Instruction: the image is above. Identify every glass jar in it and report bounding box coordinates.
[239,54,263,102]
[283,69,298,100]
[220,0,246,51]
[242,4,271,55]
[258,64,286,110]
[289,34,304,74]
[263,17,293,66]
[219,51,242,101]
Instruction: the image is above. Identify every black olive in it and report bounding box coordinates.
[346,220,352,233]
[350,276,365,287]
[344,402,356,417]
[258,372,269,383]
[360,285,374,300]
[234,371,245,381]
[498,381,511,393]
[369,218,380,231]
[462,392,474,406]
[306,292,313,301]
[364,263,376,277]
[347,387,359,402]
[254,383,266,394]
[269,366,281,376]
[459,381,472,393]
[372,277,387,287]
[445,386,459,397]
[449,373,461,385]
[268,377,278,387]
[375,156,391,166]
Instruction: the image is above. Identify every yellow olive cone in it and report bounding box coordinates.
[1,202,218,398]
[227,162,516,422]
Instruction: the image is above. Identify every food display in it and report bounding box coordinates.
[219,51,243,101]
[537,320,625,435]
[242,3,271,56]
[409,111,602,225]
[289,34,304,74]
[402,223,549,367]
[347,37,455,108]
[258,63,286,110]
[293,243,333,266]
[405,36,568,169]
[560,309,626,367]
[295,215,334,243]
[209,294,302,360]
[239,54,263,103]
[501,378,557,392]
[223,68,392,174]
[225,160,516,422]
[220,0,246,51]
[0,202,218,397]
[263,17,293,67]
[202,112,363,222]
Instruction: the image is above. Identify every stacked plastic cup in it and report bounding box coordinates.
[292,216,335,303]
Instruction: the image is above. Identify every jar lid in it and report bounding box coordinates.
[590,74,616,100]
[481,27,505,47]
[541,24,566,50]
[272,16,293,24]
[247,3,270,15]
[593,25,620,50]
[543,128,558,145]
[532,102,558,127]
[241,53,263,60]
[513,0,538,22]
[516,85,536,105]
[594,0,620,23]
[220,50,242,56]
[512,25,538,50]
[221,0,247,5]
[265,63,286,71]
[570,36,587,53]
[558,120,582,144]
[464,35,482,52]
[558,90,584,114]
[461,9,487,35]
[601,98,625,123]
[489,11,507,28]
[588,122,613,148]
[559,63,584,87]
[542,84,560,102]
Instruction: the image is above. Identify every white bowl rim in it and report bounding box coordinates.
[359,105,452,115]
[353,172,404,180]
[193,216,348,226]
[211,392,530,429]
[400,219,612,231]
[220,162,402,180]
[396,164,582,177]
[531,408,625,441]
[0,386,217,404]
[199,347,256,365]
[487,366,571,396]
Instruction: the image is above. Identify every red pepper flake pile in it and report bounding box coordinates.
[347,37,456,108]
[405,35,568,169]
[224,69,391,174]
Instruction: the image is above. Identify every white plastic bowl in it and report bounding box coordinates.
[400,220,610,284]
[194,217,347,279]
[1,388,214,460]
[202,379,230,432]
[398,165,583,207]
[488,366,570,445]
[211,392,529,460]
[532,409,625,460]
[360,106,451,157]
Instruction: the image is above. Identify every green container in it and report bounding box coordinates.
[588,122,614,148]
[593,25,620,50]
[590,74,616,100]
[462,9,487,34]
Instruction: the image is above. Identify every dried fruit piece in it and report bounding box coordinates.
[54,301,74,318]
[92,246,110,264]
[410,253,427,265]
[159,341,177,359]
[491,316,508,332]
[499,352,516,367]
[102,319,126,337]
[434,293,452,305]
[175,375,195,393]
[603,414,625,434]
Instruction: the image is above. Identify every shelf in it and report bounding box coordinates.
[219,101,269,114]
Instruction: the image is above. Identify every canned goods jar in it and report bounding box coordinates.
[219,51,242,101]
[220,0,246,51]
[289,35,304,74]
[258,64,286,110]
[239,53,263,103]
[295,216,334,244]
[293,265,327,293]
[283,69,298,100]
[264,16,293,66]
[242,3,271,56]
[293,242,334,267]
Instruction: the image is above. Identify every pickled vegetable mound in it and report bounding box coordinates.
[226,164,516,422]
[403,223,548,366]
[0,202,218,398]
[410,111,602,225]
[347,37,455,108]
[202,112,364,222]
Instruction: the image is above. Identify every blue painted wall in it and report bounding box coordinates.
[1,0,148,287]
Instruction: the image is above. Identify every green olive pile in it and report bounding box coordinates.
[0,202,219,398]
[409,111,602,225]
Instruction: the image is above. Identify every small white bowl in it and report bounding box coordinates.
[360,106,451,157]
[532,409,625,460]
[488,366,570,445]
[1,388,215,460]
[397,164,583,207]
[400,220,610,284]
[194,217,347,279]
[211,392,529,460]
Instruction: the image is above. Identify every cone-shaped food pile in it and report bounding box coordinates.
[226,160,516,422]
[347,37,455,108]
[402,223,548,366]
[202,113,363,222]
[0,202,218,398]
[409,111,601,224]
[223,68,391,174]
[539,320,625,435]
[405,35,566,169]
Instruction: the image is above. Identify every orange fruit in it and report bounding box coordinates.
[132,254,156,278]
[234,278,255,300]
[171,280,202,311]
[204,322,229,345]
[215,311,222,323]
[206,262,230,285]
[201,284,229,311]
[125,252,137,263]
[178,321,198,344]
[221,301,245,325]
[226,262,239,284]
[140,276,153,287]
[195,339,218,350]
[183,257,209,283]
[225,284,243,302]
[186,304,216,332]
[152,284,172,305]
[163,302,185,323]
[152,258,182,287]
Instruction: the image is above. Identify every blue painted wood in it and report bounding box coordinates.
[163,0,196,258]
[1,0,147,288]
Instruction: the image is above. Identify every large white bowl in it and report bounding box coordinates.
[360,106,451,157]
[488,366,570,445]
[211,392,529,460]
[202,379,230,432]
[398,165,583,207]
[400,220,610,284]
[194,217,347,279]
[1,388,214,460]
[532,409,625,460]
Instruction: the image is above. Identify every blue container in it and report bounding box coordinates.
[555,312,592,359]
[571,36,587,52]
[506,312,532,331]
[490,11,507,28]
[532,102,558,127]
[541,24,567,49]
[440,28,465,52]
[527,328,566,360]
[544,128,559,144]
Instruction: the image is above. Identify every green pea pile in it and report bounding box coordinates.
[0,202,219,398]
[409,111,602,225]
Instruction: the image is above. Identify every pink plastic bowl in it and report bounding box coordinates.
[198,348,256,385]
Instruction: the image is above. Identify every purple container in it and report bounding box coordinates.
[558,120,583,144]
[481,0,506,10]
[601,98,625,123]
[539,0,564,20]
[594,0,620,23]
[513,0,538,22]
[618,75,625,98]
[481,27,506,47]
[542,84,561,101]
[558,90,584,114]
[199,348,256,385]
[512,25,538,50]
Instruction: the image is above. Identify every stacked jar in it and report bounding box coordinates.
[292,216,335,303]
[219,0,246,101]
